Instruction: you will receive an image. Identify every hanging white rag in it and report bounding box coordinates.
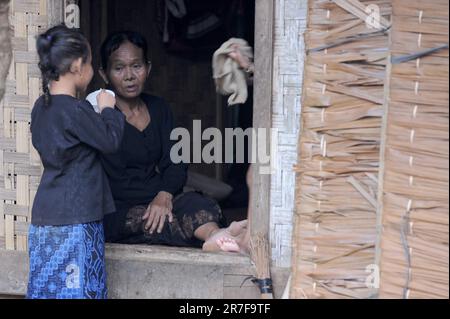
[212,38,254,106]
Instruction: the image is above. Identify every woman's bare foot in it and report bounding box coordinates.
[216,238,241,253]
[202,220,248,253]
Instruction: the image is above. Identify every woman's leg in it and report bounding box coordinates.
[115,192,249,252]
[170,192,248,253]
[117,193,229,248]
[204,165,253,254]
[118,205,193,247]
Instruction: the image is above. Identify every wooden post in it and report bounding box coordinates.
[251,0,274,247]
[250,0,274,298]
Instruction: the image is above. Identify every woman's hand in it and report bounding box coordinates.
[143,191,174,234]
[228,44,254,73]
[97,89,116,111]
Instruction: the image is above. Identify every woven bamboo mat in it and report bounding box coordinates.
[377,0,449,299]
[0,0,46,251]
[291,0,392,299]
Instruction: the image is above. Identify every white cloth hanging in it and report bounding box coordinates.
[213,38,254,106]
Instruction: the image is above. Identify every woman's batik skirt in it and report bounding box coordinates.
[26,221,107,299]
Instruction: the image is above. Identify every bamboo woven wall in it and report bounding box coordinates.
[270,0,308,268]
[377,0,449,299]
[291,0,392,298]
[0,0,50,251]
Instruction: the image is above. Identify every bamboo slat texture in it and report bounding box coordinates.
[291,0,392,299]
[0,0,47,251]
[378,0,449,299]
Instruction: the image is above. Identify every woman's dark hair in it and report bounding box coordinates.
[100,31,149,70]
[36,24,90,105]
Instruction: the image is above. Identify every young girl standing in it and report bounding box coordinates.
[27,25,125,299]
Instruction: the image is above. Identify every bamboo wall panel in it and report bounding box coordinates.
[0,0,49,251]
[291,0,391,299]
[378,0,449,299]
[270,0,308,268]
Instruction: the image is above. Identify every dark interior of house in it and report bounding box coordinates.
[79,0,256,224]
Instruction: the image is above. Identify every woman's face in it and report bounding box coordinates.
[104,41,150,99]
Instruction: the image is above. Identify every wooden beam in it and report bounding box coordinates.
[249,0,275,298]
[251,0,274,240]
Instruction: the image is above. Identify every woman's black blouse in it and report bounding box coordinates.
[101,94,188,214]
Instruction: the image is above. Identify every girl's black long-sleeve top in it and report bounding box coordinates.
[30,95,125,226]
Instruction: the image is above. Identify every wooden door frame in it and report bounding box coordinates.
[250,0,274,246]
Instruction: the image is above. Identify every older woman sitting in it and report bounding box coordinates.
[97,31,248,253]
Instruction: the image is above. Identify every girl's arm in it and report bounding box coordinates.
[69,100,126,154]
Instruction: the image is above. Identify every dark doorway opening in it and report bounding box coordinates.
[79,0,256,224]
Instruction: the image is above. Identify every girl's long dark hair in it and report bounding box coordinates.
[36,24,90,105]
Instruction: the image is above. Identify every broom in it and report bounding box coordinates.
[250,234,274,299]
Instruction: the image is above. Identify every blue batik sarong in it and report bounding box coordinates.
[26,221,107,299]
